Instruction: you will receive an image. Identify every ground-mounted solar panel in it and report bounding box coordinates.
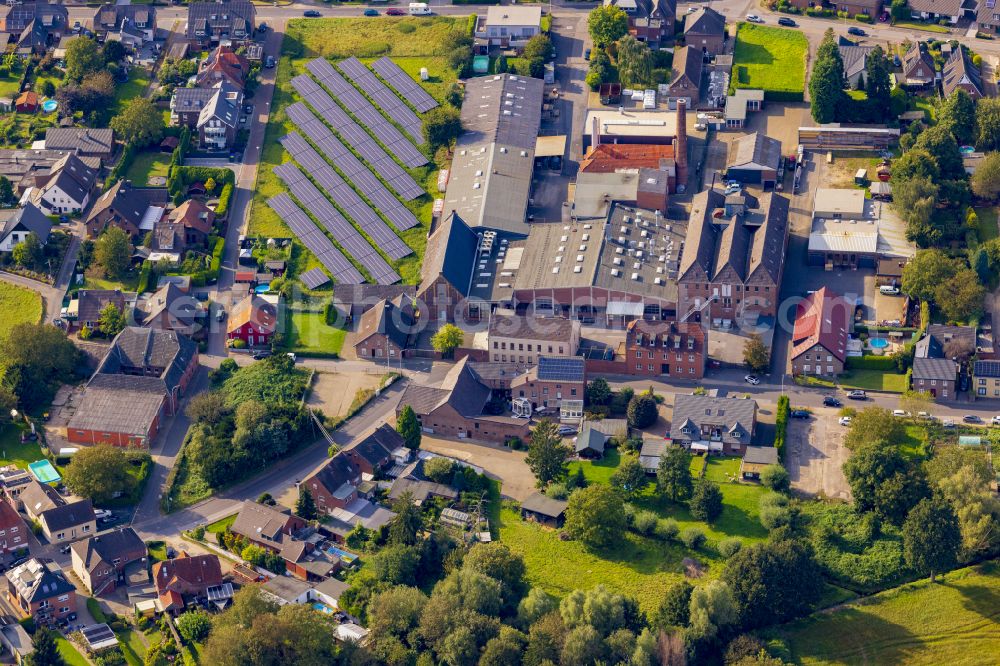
[267,194,364,285]
[281,132,412,260]
[274,162,401,285]
[337,57,425,145]
[285,102,420,231]
[292,72,427,196]
[300,267,331,289]
[371,57,439,113]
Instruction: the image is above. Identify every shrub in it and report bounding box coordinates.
[215,183,234,218]
[231,338,247,349]
[774,395,790,461]
[632,510,659,536]
[718,537,744,558]
[622,502,636,526]
[627,393,658,428]
[191,525,205,541]
[854,13,872,22]
[546,483,568,500]
[760,464,790,492]
[655,518,680,541]
[680,528,706,550]
[846,355,898,371]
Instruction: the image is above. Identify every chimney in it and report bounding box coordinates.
[591,115,601,150]
[675,99,689,188]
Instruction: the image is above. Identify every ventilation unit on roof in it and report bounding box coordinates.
[583,224,593,229]
[615,247,624,254]
[633,262,641,269]
[611,268,621,277]
[574,266,582,273]
[631,273,640,281]
[613,257,623,266]
[552,267,559,274]
[499,282,511,288]
[655,278,664,285]
[582,233,590,241]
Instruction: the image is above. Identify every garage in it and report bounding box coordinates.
[726,132,782,189]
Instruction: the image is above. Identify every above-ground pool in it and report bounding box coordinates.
[869,338,890,349]
[960,145,976,155]
[472,55,489,74]
[29,459,61,484]
[254,284,271,294]
[42,99,57,113]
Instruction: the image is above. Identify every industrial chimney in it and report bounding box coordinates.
[674,99,689,188]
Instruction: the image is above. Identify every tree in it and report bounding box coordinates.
[397,404,422,450]
[294,485,317,520]
[843,407,904,450]
[12,232,42,268]
[565,484,626,548]
[915,124,965,180]
[423,106,462,150]
[938,88,977,146]
[423,456,454,484]
[26,628,64,666]
[430,323,464,357]
[901,249,959,301]
[97,302,126,337]
[94,227,132,279]
[517,588,557,625]
[760,464,790,492]
[743,333,770,372]
[523,33,553,62]
[723,539,824,629]
[62,445,140,503]
[971,152,1000,200]
[588,5,629,47]
[652,580,693,629]
[892,148,940,183]
[627,393,658,428]
[526,420,571,487]
[64,36,102,82]
[894,176,940,245]
[176,610,212,642]
[586,377,612,405]
[204,600,338,665]
[864,46,892,119]
[464,542,527,612]
[372,543,421,585]
[903,497,961,582]
[890,0,910,20]
[977,97,1000,151]
[561,625,605,665]
[690,480,724,522]
[616,35,654,88]
[101,40,126,67]
[935,269,986,321]
[388,492,423,546]
[657,445,693,502]
[937,464,1000,558]
[687,579,737,642]
[809,30,845,124]
[0,175,15,207]
[610,454,647,499]
[844,442,930,523]
[111,97,164,147]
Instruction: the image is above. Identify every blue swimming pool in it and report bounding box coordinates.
[960,145,976,155]
[42,99,57,113]
[325,545,358,563]
[254,284,271,294]
[313,602,335,615]
[869,338,889,349]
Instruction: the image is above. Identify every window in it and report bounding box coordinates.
[648,365,654,370]
[56,532,64,540]
[636,351,642,358]
[518,343,524,351]
[57,595,69,602]
[493,342,498,349]
[571,388,577,396]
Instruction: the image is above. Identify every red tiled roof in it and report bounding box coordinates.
[791,287,850,363]
[159,589,184,611]
[580,143,675,173]
[152,553,223,595]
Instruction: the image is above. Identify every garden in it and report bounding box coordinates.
[731,22,808,101]
[0,282,42,341]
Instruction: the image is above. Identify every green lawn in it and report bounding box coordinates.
[55,635,89,666]
[567,448,621,484]
[0,73,21,98]
[0,425,49,471]
[146,540,167,562]
[119,628,145,666]
[113,67,151,114]
[0,282,43,341]
[124,151,172,186]
[284,309,347,356]
[975,206,998,243]
[771,562,1000,665]
[80,270,141,293]
[206,513,237,534]
[893,20,951,33]
[839,369,909,393]
[86,597,109,623]
[731,23,808,97]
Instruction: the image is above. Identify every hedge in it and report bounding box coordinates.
[774,395,790,461]
[137,261,153,294]
[764,90,805,103]
[845,355,898,371]
[167,165,235,204]
[465,14,478,36]
[107,142,137,190]
[215,182,234,219]
[187,236,225,287]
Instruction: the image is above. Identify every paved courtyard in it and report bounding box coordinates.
[785,411,852,500]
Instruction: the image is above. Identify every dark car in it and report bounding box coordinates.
[584,47,592,60]
[963,414,983,424]
[386,8,405,15]
[265,55,275,68]
[823,396,842,407]
[848,26,866,36]
[790,410,810,419]
[364,8,379,16]
[243,103,253,114]
[258,22,268,33]
[252,351,272,360]
[847,390,867,400]
[778,17,797,26]
[303,10,321,17]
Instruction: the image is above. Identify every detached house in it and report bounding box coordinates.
[34,153,98,216]
[137,283,200,336]
[0,502,27,556]
[900,46,936,88]
[941,48,983,100]
[683,7,726,56]
[667,46,703,109]
[70,528,147,596]
[171,81,244,152]
[196,45,249,89]
[912,324,974,401]
[186,0,255,49]
[791,287,850,377]
[669,393,757,455]
[354,296,414,361]
[0,2,68,54]
[474,6,542,51]
[93,4,155,46]
[152,553,223,613]
[343,424,403,477]
[37,499,96,544]
[227,294,278,347]
[230,501,306,553]
[0,204,52,253]
[86,180,157,239]
[5,559,76,623]
[303,456,364,516]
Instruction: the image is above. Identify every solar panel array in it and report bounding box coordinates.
[274,161,401,285]
[292,73,425,198]
[300,267,331,289]
[303,60,427,168]
[537,356,586,383]
[372,57,439,113]
[267,193,363,285]
[281,132,412,260]
[337,57,425,145]
[286,102,419,231]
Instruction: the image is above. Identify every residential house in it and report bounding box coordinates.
[302,456,364,515]
[790,287,850,377]
[941,48,984,100]
[152,553,223,613]
[170,82,243,141]
[839,40,876,89]
[0,2,68,54]
[16,481,60,523]
[70,289,126,332]
[343,424,403,477]
[354,295,414,361]
[0,468,33,511]
[669,393,757,454]
[900,46,936,88]
[624,319,706,379]
[38,499,96,544]
[194,86,241,152]
[639,439,668,473]
[977,0,1000,34]
[0,618,33,665]
[186,0,255,49]
[474,6,542,50]
[677,188,790,326]
[397,356,532,444]
[137,283,199,335]
[667,46,703,109]
[66,328,200,447]
[630,0,677,47]
[726,132,781,188]
[520,492,567,527]
[683,7,726,56]
[487,315,581,366]
[0,502,27,555]
[912,358,959,400]
[230,501,306,553]
[70,528,147,596]
[44,129,115,161]
[740,446,779,481]
[262,576,312,606]
[388,458,460,505]
[93,4,155,46]
[0,149,100,197]
[5,559,76,622]
[34,153,98,215]
[14,92,38,114]
[910,0,962,24]
[974,359,1000,398]
[85,180,156,239]
[912,324,974,400]
[226,294,278,347]
[829,0,882,16]
[279,540,339,582]
[197,45,249,89]
[510,355,586,410]
[0,204,52,252]
[723,88,765,130]
[164,199,215,249]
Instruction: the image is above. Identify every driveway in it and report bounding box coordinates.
[786,411,851,500]
[419,435,537,502]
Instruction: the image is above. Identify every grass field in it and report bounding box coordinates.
[975,207,999,243]
[0,74,20,99]
[56,635,89,666]
[732,23,808,97]
[839,369,909,393]
[284,309,347,356]
[771,562,1000,665]
[125,151,172,186]
[248,16,463,286]
[0,282,42,341]
[893,20,951,34]
[113,67,151,115]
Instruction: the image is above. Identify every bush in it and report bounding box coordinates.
[760,464,790,492]
[632,510,659,536]
[655,518,680,541]
[191,525,205,541]
[215,183,234,218]
[679,528,706,550]
[774,395,790,461]
[718,537,744,559]
[627,393,658,428]
[231,338,247,349]
[546,483,568,500]
[854,13,872,22]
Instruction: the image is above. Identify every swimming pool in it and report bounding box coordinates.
[42,99,57,113]
[325,545,358,563]
[960,145,976,155]
[312,602,335,615]
[254,284,271,294]
[869,338,889,349]
[29,459,60,484]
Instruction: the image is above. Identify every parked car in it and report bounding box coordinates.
[778,17,797,26]
[838,416,852,426]
[258,22,268,33]
[790,410,810,419]
[747,14,764,23]
[265,55,275,68]
[744,375,760,385]
[584,47,592,60]
[963,414,983,424]
[892,410,911,418]
[557,426,577,436]
[243,103,253,114]
[386,8,405,15]
[991,415,1000,425]
[166,546,177,559]
[215,308,226,323]
[94,509,113,520]
[252,351,272,360]
[303,10,321,17]
[917,411,935,420]
[823,396,841,407]
[287,353,297,362]
[848,26,866,36]
[942,419,955,428]
[364,8,379,16]
[694,123,707,131]
[847,390,867,400]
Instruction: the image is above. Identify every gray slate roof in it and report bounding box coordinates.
[942,48,983,98]
[40,498,93,533]
[70,528,145,575]
[420,212,480,298]
[914,324,975,359]
[97,327,198,393]
[684,6,724,35]
[669,394,756,442]
[44,152,98,205]
[231,501,295,543]
[575,425,607,454]
[186,0,255,40]
[0,203,52,244]
[742,445,778,466]
[520,491,567,518]
[347,424,403,468]
[401,356,493,418]
[727,132,781,171]
[45,128,114,155]
[912,357,958,382]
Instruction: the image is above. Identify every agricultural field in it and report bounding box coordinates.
[770,562,1000,665]
[248,16,465,286]
[731,23,808,99]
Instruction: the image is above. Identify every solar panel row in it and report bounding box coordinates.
[304,60,427,166]
[281,132,412,260]
[300,267,331,289]
[267,194,363,285]
[337,57,425,145]
[371,57,439,113]
[292,73,425,198]
[274,161,401,285]
[286,102,419,231]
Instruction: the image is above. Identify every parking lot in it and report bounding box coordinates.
[785,410,851,500]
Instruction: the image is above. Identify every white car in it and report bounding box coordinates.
[694,123,707,131]
[892,409,911,418]
[838,416,852,426]
[992,416,1000,425]
[747,14,764,23]
[94,509,113,520]
[744,375,760,385]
